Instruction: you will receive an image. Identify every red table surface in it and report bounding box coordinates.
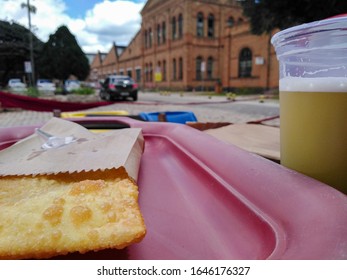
[0,117,346,260]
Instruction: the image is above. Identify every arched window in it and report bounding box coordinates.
[162,21,166,43]
[207,14,214,38]
[178,14,183,38]
[196,56,203,80]
[162,60,167,81]
[145,63,148,82]
[207,56,213,79]
[172,58,177,80]
[178,57,183,80]
[157,24,161,45]
[149,63,153,82]
[239,48,252,77]
[157,61,161,74]
[172,16,177,40]
[144,30,148,48]
[196,12,204,37]
[148,28,152,48]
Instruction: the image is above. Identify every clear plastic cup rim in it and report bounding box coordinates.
[271,15,347,47]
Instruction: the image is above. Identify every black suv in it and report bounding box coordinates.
[100,75,138,101]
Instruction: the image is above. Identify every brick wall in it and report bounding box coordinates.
[89,0,279,92]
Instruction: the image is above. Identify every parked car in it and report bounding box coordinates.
[64,80,81,93]
[37,79,56,92]
[8,79,27,91]
[99,75,138,101]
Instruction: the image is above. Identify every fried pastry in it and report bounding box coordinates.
[0,168,146,259]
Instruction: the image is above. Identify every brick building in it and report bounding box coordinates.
[89,0,279,92]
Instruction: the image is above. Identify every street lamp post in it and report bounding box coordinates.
[21,0,36,87]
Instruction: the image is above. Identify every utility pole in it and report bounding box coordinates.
[21,0,36,87]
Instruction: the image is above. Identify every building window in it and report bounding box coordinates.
[178,57,183,80]
[207,14,214,38]
[135,68,141,83]
[172,58,177,80]
[207,56,213,79]
[196,56,203,80]
[127,69,132,78]
[227,16,234,27]
[144,30,148,48]
[156,61,161,81]
[148,28,152,48]
[196,12,204,37]
[157,24,161,45]
[178,14,183,39]
[149,63,153,82]
[162,60,167,81]
[145,63,148,82]
[162,21,166,43]
[239,48,252,77]
[172,16,177,40]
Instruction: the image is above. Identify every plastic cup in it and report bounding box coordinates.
[271,15,347,194]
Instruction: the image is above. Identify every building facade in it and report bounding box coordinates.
[89,0,279,92]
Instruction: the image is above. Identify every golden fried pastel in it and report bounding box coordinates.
[0,168,146,259]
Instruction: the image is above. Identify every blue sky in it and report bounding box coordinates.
[65,0,101,18]
[65,0,145,18]
[0,0,146,52]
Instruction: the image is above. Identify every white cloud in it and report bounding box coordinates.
[0,0,145,53]
[76,0,145,52]
[86,0,141,29]
[0,0,68,37]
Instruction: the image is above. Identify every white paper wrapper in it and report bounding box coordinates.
[0,118,144,181]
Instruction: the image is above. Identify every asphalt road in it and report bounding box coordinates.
[138,92,279,115]
[128,92,280,124]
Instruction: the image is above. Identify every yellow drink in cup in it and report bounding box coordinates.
[280,78,347,193]
[272,16,347,194]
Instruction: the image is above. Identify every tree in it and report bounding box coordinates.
[241,0,347,35]
[37,25,90,81]
[0,20,42,86]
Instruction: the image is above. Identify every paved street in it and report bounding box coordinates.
[0,91,280,127]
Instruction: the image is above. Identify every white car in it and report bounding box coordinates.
[64,80,80,92]
[8,79,27,91]
[37,79,56,92]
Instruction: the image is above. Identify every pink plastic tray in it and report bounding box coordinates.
[0,117,346,260]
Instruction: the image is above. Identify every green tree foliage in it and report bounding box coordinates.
[37,25,90,81]
[0,20,42,86]
[241,0,347,35]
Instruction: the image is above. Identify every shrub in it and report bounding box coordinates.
[71,87,95,95]
[26,87,40,97]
